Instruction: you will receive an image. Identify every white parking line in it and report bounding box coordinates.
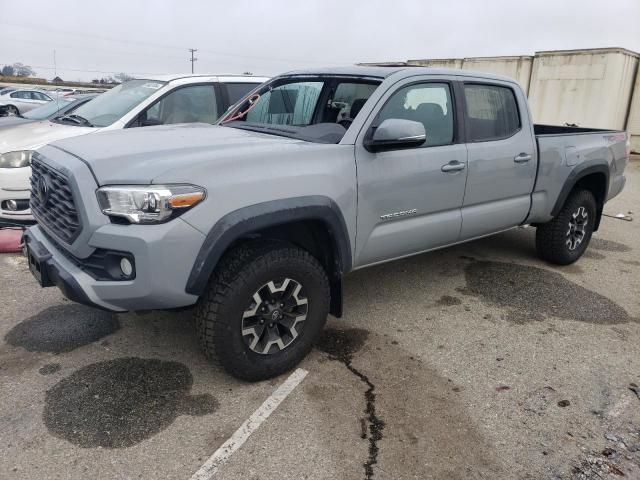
[189,368,309,480]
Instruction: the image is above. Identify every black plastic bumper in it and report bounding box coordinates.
[23,230,105,310]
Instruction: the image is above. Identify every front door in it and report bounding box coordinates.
[354,78,468,267]
[459,81,537,239]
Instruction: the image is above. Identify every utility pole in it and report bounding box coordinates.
[53,49,57,78]
[188,48,198,74]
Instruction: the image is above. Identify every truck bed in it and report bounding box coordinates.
[528,124,629,226]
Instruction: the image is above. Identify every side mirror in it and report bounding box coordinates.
[365,118,426,152]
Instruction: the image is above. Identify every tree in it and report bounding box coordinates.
[114,72,134,83]
[1,65,15,76]
[12,63,36,77]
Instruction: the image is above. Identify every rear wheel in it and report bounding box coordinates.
[535,189,596,265]
[4,105,19,116]
[194,241,330,381]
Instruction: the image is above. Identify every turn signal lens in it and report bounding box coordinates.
[168,191,205,209]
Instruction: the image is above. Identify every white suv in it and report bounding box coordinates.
[0,74,268,222]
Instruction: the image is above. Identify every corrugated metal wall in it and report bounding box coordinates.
[628,71,640,153]
[398,48,640,151]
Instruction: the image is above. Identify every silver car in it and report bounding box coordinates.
[0,89,53,116]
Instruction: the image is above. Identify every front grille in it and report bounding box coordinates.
[30,156,81,243]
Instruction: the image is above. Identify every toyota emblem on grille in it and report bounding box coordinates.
[36,175,50,205]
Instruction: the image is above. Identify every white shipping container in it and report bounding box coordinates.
[461,56,533,94]
[527,48,639,130]
[407,58,464,69]
[627,68,640,153]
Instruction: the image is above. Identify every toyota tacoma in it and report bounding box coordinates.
[23,66,630,380]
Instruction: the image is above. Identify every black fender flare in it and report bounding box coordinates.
[551,163,609,228]
[185,196,352,315]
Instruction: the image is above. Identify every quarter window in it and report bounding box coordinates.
[225,83,258,105]
[376,82,454,147]
[463,84,520,142]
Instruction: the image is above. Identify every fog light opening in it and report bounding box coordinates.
[7,200,17,211]
[120,257,133,277]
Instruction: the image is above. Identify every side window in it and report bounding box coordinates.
[142,85,218,126]
[463,84,520,142]
[329,82,378,124]
[225,83,257,105]
[33,92,50,101]
[11,91,27,99]
[376,82,454,147]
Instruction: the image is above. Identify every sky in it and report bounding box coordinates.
[0,0,639,82]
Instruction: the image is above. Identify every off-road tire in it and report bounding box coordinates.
[194,241,330,381]
[536,189,597,265]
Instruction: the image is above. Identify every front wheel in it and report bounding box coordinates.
[194,241,330,381]
[535,189,596,265]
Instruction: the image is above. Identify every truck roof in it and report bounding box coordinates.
[281,65,520,84]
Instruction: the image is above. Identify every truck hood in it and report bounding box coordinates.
[0,120,95,153]
[49,123,313,185]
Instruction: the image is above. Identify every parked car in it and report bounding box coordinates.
[0,93,98,130]
[0,89,53,116]
[23,66,630,380]
[0,75,268,222]
[0,87,17,96]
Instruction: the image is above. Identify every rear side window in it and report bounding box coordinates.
[225,83,258,105]
[376,82,454,147]
[463,84,520,142]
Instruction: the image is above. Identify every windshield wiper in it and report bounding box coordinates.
[65,114,94,127]
[54,114,94,127]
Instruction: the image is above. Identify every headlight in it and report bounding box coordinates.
[0,150,33,168]
[96,185,206,224]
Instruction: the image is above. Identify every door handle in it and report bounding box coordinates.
[441,161,466,173]
[514,153,532,163]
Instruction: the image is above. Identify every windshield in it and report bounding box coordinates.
[68,80,166,127]
[220,76,380,143]
[23,97,75,119]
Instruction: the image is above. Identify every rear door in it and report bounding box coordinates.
[354,77,468,267]
[9,91,33,111]
[459,80,537,239]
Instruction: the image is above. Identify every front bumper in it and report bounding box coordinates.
[0,166,33,221]
[24,219,205,312]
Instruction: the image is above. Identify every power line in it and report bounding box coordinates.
[188,48,198,74]
[0,21,354,66]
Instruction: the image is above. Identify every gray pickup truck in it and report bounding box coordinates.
[24,66,630,380]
